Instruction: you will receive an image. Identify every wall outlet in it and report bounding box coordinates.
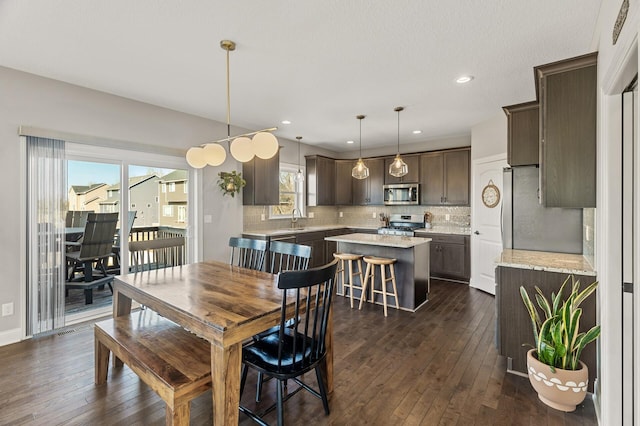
[372,212,377,219]
[308,212,315,219]
[339,211,343,218]
[2,302,13,317]
[445,214,450,221]
[260,213,266,221]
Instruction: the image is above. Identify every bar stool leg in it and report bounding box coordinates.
[380,264,388,317]
[355,258,364,303]
[359,262,372,310]
[389,263,400,310]
[347,259,355,308]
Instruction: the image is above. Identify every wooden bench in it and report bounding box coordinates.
[94,310,212,425]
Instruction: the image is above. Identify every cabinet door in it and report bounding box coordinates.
[384,154,420,184]
[367,158,385,205]
[420,153,444,205]
[443,149,470,205]
[306,156,336,206]
[242,150,280,205]
[503,101,539,166]
[439,242,466,278]
[538,54,597,208]
[335,160,353,205]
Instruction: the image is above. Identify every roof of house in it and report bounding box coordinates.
[69,183,106,195]
[159,170,187,183]
[104,174,158,192]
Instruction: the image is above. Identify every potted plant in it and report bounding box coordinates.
[217,171,246,198]
[519,275,600,412]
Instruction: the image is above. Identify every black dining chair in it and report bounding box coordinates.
[254,240,313,401]
[239,259,338,426]
[229,237,267,271]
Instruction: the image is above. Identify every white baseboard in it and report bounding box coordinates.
[0,327,23,347]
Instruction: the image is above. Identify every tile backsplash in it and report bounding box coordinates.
[244,205,471,232]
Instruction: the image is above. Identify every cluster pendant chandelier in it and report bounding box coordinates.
[389,106,409,177]
[186,40,279,168]
[352,115,369,179]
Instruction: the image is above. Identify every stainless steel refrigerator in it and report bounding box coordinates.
[502,166,582,254]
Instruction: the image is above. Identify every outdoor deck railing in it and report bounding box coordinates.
[127,226,187,272]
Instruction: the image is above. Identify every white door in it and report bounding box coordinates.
[470,154,507,295]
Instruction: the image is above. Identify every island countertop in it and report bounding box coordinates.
[325,233,431,249]
[496,249,596,276]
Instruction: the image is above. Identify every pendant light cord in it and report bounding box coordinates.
[397,108,400,154]
[226,47,231,139]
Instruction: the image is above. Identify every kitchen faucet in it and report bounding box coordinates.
[291,208,302,229]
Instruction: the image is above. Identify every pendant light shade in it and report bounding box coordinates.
[185,39,278,168]
[352,115,369,180]
[295,136,305,183]
[389,106,409,178]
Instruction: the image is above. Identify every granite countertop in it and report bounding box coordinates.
[325,233,431,249]
[496,249,596,276]
[415,225,471,236]
[242,225,351,237]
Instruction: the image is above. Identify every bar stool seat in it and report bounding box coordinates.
[359,256,399,317]
[333,253,365,308]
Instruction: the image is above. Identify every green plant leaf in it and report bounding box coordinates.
[535,286,552,319]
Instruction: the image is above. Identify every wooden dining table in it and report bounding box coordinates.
[112,260,334,425]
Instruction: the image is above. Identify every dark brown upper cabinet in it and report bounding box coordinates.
[419,148,470,206]
[242,149,280,206]
[352,158,384,205]
[503,101,539,166]
[306,155,336,206]
[335,160,354,205]
[384,154,420,184]
[536,52,597,208]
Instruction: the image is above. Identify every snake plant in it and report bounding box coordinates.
[520,275,600,372]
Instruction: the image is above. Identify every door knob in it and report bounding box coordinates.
[474,230,480,235]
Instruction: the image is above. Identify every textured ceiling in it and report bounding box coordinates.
[0,1,602,152]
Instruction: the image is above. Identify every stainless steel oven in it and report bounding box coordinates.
[383,184,419,205]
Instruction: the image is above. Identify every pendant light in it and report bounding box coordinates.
[295,136,305,183]
[352,115,369,180]
[186,40,279,168]
[389,106,409,178]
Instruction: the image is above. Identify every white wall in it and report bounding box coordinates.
[0,66,245,337]
[470,113,508,160]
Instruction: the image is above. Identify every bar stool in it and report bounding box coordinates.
[333,253,365,308]
[359,256,399,317]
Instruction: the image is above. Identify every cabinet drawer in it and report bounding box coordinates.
[425,233,466,245]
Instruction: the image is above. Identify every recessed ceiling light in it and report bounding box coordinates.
[281,120,291,125]
[456,75,474,84]
[347,140,354,144]
[412,130,422,134]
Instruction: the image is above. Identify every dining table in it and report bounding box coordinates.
[111,259,335,425]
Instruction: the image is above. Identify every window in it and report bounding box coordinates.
[270,163,305,218]
[183,183,188,193]
[177,206,186,223]
[161,183,166,193]
[168,182,176,192]
[163,205,173,216]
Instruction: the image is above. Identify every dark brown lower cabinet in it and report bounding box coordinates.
[421,233,470,282]
[295,231,326,268]
[495,266,596,392]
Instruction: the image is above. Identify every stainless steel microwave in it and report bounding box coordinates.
[383,184,419,205]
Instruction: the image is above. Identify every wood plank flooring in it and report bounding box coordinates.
[0,280,597,425]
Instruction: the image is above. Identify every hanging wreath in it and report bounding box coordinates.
[217,171,246,197]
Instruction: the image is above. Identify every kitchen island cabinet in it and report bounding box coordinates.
[415,232,469,282]
[495,249,596,391]
[325,233,431,311]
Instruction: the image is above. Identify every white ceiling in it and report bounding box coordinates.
[0,1,602,152]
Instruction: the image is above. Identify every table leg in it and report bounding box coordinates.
[113,287,132,318]
[211,341,242,425]
[321,304,335,394]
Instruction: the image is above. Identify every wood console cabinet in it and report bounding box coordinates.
[421,233,470,282]
[536,52,597,208]
[503,101,539,166]
[495,266,596,392]
[306,155,336,206]
[242,149,280,206]
[420,148,470,206]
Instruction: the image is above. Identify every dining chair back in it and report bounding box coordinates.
[77,213,119,260]
[229,237,267,271]
[239,259,339,426]
[268,240,311,273]
[65,210,90,228]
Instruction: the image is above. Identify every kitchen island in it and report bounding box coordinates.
[325,233,431,312]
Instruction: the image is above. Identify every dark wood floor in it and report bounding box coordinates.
[0,280,597,425]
